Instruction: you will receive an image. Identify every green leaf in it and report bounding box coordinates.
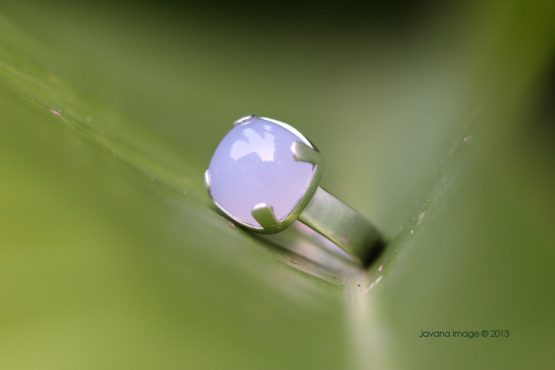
[1,1,554,369]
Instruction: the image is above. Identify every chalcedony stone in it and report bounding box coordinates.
[208,117,315,227]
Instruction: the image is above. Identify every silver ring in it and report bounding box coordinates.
[205,115,382,265]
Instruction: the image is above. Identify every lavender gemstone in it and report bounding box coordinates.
[208,117,315,228]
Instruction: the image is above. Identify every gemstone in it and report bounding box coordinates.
[208,117,315,228]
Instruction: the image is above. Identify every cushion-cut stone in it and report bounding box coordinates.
[208,117,315,228]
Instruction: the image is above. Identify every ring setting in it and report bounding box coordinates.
[205,115,321,233]
[206,115,382,265]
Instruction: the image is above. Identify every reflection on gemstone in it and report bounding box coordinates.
[229,127,276,162]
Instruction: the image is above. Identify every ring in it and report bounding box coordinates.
[205,115,382,265]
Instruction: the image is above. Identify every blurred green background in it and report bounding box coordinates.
[0,0,554,369]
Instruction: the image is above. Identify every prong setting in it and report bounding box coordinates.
[204,169,212,198]
[207,116,323,233]
[291,141,321,165]
[233,115,255,126]
[251,203,282,233]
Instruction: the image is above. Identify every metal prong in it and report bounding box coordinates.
[252,203,281,233]
[204,169,212,198]
[233,115,255,126]
[291,141,321,165]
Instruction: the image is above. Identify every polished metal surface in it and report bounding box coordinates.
[299,187,382,265]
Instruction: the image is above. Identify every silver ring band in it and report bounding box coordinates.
[298,186,382,265]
